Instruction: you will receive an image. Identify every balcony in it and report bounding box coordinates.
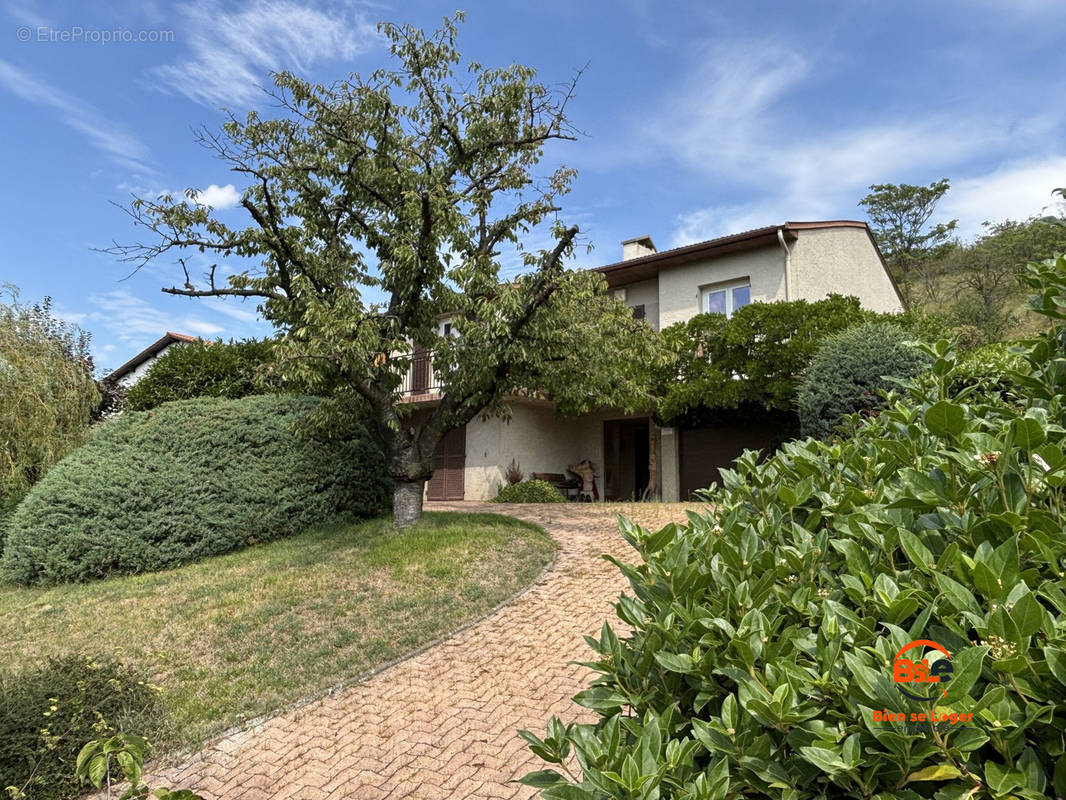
[398,347,442,401]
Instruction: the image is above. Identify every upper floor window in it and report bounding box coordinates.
[701,279,750,318]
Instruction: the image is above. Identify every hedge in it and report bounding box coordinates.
[1,395,389,584]
[0,656,160,800]
[493,479,567,503]
[124,338,275,411]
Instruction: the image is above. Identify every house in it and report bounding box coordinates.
[408,220,904,502]
[105,331,199,387]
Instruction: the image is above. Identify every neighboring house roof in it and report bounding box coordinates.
[105,332,199,383]
[594,219,893,291]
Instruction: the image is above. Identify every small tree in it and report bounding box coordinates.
[105,15,659,527]
[0,286,99,508]
[859,178,957,305]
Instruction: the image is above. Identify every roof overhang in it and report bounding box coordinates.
[593,220,874,288]
[105,331,199,382]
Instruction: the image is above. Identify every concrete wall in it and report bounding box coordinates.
[657,246,786,328]
[614,278,661,330]
[790,227,903,312]
[462,403,653,501]
[463,403,588,500]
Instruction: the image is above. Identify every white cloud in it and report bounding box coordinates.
[192,183,241,209]
[3,0,48,28]
[152,0,380,108]
[653,41,1060,247]
[89,289,225,348]
[0,60,153,172]
[940,157,1066,237]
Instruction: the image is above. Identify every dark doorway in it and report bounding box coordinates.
[678,420,775,499]
[426,424,466,501]
[603,419,650,501]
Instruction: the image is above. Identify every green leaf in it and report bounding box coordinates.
[904,763,962,783]
[799,745,848,775]
[925,401,966,437]
[1010,592,1045,637]
[654,652,696,673]
[900,531,935,571]
[519,770,568,788]
[946,645,987,702]
[1009,416,1046,449]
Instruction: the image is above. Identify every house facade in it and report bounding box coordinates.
[407,220,903,503]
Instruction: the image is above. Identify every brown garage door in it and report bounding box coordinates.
[426,424,466,501]
[679,421,775,500]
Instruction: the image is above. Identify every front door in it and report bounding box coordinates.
[426,424,466,501]
[603,419,650,501]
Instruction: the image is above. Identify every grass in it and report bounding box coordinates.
[0,511,555,753]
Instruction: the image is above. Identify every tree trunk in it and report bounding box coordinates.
[393,479,426,529]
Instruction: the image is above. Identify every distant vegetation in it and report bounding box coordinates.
[859,179,1066,345]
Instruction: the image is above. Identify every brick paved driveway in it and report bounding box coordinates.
[148,502,699,799]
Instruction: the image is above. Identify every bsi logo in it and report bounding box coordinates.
[893,639,952,702]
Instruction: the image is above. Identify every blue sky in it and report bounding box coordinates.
[2,0,1064,372]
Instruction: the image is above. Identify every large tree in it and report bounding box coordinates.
[106,15,659,527]
[859,178,958,305]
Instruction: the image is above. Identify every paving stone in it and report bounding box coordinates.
[133,502,699,799]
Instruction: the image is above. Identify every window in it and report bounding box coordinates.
[632,304,646,321]
[701,280,750,318]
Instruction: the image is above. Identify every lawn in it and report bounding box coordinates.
[0,512,555,752]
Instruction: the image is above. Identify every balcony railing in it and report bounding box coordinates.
[398,348,441,397]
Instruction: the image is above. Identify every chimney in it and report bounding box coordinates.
[621,235,657,261]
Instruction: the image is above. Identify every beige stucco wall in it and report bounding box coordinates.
[462,403,653,501]
[615,278,660,330]
[790,227,903,312]
[463,403,589,500]
[657,246,786,328]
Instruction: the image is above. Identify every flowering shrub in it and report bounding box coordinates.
[522,254,1066,799]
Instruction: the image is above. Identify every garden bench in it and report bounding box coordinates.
[532,472,581,501]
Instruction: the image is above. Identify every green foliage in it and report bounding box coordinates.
[859,179,958,305]
[0,656,160,800]
[940,217,1066,344]
[0,287,99,509]
[124,338,275,411]
[523,251,1066,800]
[1,395,389,584]
[105,15,664,526]
[492,479,566,504]
[76,734,202,800]
[655,295,863,426]
[797,320,930,439]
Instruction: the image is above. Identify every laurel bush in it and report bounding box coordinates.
[1,395,389,584]
[522,254,1066,799]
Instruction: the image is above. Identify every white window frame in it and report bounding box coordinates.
[700,279,751,318]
